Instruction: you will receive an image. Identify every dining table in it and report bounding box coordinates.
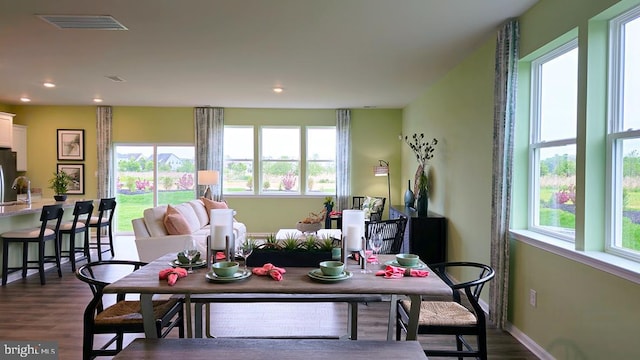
[103,253,452,341]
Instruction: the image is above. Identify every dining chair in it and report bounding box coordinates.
[88,198,116,261]
[364,216,407,254]
[395,262,495,359]
[75,260,184,360]
[1,204,64,285]
[56,200,94,272]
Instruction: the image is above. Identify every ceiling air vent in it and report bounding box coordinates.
[37,15,128,30]
[105,75,126,82]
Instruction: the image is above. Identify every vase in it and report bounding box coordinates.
[417,187,428,217]
[54,195,67,202]
[404,180,415,208]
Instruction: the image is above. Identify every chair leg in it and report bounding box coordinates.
[95,227,102,261]
[22,242,28,278]
[2,240,9,286]
[108,224,115,257]
[84,229,92,263]
[54,235,62,278]
[38,239,46,285]
[68,232,76,272]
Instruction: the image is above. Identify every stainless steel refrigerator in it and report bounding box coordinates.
[0,149,17,203]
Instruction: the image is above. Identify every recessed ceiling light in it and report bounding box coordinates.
[273,87,284,93]
[20,97,31,102]
[93,98,103,103]
[43,82,56,88]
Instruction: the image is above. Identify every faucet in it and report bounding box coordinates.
[11,176,31,205]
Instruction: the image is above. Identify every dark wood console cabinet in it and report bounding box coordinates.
[389,205,447,265]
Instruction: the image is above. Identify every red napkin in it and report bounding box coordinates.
[159,267,188,286]
[375,265,428,279]
[252,263,287,281]
[215,251,226,260]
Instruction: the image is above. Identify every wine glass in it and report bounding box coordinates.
[369,233,383,265]
[238,240,254,273]
[182,238,199,274]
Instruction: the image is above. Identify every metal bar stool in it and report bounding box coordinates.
[88,198,116,261]
[56,200,94,271]
[1,204,65,285]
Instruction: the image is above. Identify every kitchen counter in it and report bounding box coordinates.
[0,199,79,217]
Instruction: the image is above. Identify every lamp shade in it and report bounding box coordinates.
[373,165,389,176]
[198,170,219,185]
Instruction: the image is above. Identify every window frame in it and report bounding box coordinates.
[222,125,255,195]
[259,126,302,195]
[528,39,579,242]
[304,126,337,196]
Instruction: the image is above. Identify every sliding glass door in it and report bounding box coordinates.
[114,144,195,233]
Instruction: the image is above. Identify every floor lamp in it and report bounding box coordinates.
[374,160,390,206]
[198,170,219,200]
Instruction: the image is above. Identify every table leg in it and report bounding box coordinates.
[347,302,358,340]
[387,295,398,341]
[185,295,193,338]
[140,293,158,338]
[194,303,203,338]
[405,294,421,341]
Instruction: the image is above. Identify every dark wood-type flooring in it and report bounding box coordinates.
[0,236,539,359]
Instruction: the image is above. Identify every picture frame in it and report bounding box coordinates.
[57,129,84,161]
[57,163,85,195]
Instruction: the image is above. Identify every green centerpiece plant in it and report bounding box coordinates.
[247,234,336,267]
[49,171,72,201]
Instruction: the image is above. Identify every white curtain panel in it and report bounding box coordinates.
[336,109,351,211]
[489,19,519,329]
[195,107,224,200]
[96,106,113,198]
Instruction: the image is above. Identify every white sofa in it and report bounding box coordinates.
[132,199,247,262]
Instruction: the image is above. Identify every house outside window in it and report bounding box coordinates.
[529,40,578,241]
[607,7,640,260]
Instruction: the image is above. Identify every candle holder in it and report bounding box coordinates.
[210,209,235,263]
[341,209,365,252]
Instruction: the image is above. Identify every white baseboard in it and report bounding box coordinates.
[505,322,555,360]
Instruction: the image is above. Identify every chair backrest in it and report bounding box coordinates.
[40,204,64,238]
[71,200,94,231]
[351,196,366,209]
[97,198,117,224]
[76,260,147,314]
[365,216,407,254]
[430,262,495,317]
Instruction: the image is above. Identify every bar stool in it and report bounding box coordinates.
[56,200,94,271]
[1,204,65,286]
[88,198,116,261]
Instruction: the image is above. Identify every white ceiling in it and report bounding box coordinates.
[0,0,537,109]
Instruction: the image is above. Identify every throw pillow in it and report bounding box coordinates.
[362,196,384,219]
[200,197,229,221]
[163,205,192,235]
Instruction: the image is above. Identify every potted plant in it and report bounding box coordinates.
[323,196,334,213]
[246,234,336,267]
[49,171,72,201]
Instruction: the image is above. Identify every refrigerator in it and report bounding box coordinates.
[0,149,17,203]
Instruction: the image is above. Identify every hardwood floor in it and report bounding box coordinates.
[0,236,538,359]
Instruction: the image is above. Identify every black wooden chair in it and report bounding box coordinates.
[396,262,495,359]
[88,198,116,261]
[365,216,407,254]
[75,260,184,360]
[1,204,64,285]
[56,200,94,271]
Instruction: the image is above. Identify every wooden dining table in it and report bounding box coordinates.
[103,253,452,341]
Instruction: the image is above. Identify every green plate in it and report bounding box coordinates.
[205,269,252,283]
[384,260,428,270]
[307,269,353,282]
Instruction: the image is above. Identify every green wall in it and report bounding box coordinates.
[402,0,640,358]
[8,105,401,234]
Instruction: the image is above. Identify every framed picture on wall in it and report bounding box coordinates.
[57,163,85,195]
[57,129,84,161]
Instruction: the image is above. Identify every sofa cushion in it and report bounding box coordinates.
[143,205,169,237]
[172,202,201,233]
[163,205,192,235]
[362,196,383,219]
[188,200,210,228]
[200,197,229,220]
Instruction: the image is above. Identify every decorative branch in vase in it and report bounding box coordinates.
[404,133,438,216]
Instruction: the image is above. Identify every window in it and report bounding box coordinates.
[223,126,254,194]
[306,127,336,194]
[529,41,578,240]
[222,125,336,196]
[114,145,195,233]
[608,7,640,259]
[260,127,300,194]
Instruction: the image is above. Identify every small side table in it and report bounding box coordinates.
[325,214,342,229]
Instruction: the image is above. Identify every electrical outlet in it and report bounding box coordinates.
[529,289,537,307]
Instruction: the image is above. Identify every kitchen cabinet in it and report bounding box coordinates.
[389,205,447,265]
[0,112,14,149]
[12,125,27,171]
